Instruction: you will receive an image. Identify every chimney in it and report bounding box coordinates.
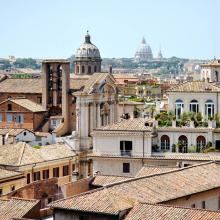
[109,65,113,74]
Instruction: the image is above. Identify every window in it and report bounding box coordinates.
[23,131,27,136]
[88,66,91,74]
[189,100,199,114]
[48,198,53,204]
[0,114,2,122]
[178,135,188,153]
[72,164,76,172]
[7,104,12,111]
[63,165,69,176]
[94,66,97,72]
[196,136,206,152]
[82,66,85,73]
[0,188,2,196]
[161,135,170,150]
[123,163,130,173]
[77,66,79,73]
[7,114,13,123]
[191,204,195,208]
[175,99,184,119]
[11,185,15,191]
[53,167,59,178]
[120,141,132,156]
[27,173,31,184]
[43,169,49,179]
[79,216,88,220]
[205,100,214,119]
[202,201,206,209]
[16,114,24,124]
[33,171,40,181]
[37,97,42,104]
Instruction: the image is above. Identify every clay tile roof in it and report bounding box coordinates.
[70,76,89,91]
[82,72,115,94]
[135,166,179,178]
[50,162,220,215]
[8,98,46,112]
[0,168,23,180]
[0,128,26,136]
[91,175,133,187]
[167,81,220,92]
[94,118,153,132]
[124,203,220,220]
[0,78,42,94]
[0,142,76,166]
[0,198,39,220]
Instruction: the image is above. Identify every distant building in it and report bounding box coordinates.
[200,58,220,82]
[134,37,153,62]
[74,31,102,75]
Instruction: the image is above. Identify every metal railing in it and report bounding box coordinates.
[120,150,132,156]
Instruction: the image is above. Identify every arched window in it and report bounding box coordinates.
[178,135,188,153]
[205,100,214,119]
[161,135,170,150]
[76,66,79,73]
[94,66,97,72]
[190,100,199,113]
[175,99,184,119]
[88,66,91,74]
[216,71,219,82]
[82,66,85,73]
[196,136,206,152]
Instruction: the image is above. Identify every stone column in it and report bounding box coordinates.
[97,103,101,127]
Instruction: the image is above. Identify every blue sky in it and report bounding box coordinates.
[0,0,219,59]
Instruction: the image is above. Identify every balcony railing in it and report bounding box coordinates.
[120,150,132,156]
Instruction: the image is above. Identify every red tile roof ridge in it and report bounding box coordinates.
[136,202,220,213]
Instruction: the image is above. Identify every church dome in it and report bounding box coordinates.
[75,31,101,59]
[135,37,153,62]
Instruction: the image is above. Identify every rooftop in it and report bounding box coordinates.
[201,59,220,67]
[51,162,220,215]
[0,168,23,181]
[124,203,220,220]
[0,128,28,136]
[167,81,220,93]
[0,78,42,94]
[94,118,153,132]
[0,198,39,220]
[136,166,178,177]
[91,175,133,187]
[4,98,47,112]
[0,142,76,167]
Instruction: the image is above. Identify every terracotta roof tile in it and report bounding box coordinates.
[94,118,153,132]
[0,168,23,180]
[91,175,133,187]
[0,78,42,94]
[167,81,220,92]
[124,203,220,220]
[8,98,46,112]
[0,142,76,166]
[136,166,178,177]
[0,198,39,220]
[50,162,220,215]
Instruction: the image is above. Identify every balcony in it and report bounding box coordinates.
[120,150,132,157]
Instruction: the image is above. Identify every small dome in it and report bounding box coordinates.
[75,31,101,59]
[135,37,153,61]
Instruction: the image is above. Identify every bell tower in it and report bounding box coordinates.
[42,59,70,134]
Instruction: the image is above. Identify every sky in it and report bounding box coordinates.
[0,0,220,59]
